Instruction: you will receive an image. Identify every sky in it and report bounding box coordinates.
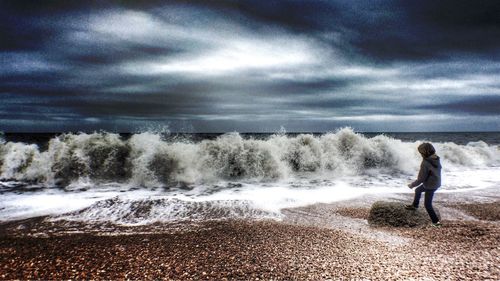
[1,0,499,132]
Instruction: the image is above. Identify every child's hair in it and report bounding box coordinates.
[418,142,436,158]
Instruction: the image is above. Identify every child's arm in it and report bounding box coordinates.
[408,161,428,188]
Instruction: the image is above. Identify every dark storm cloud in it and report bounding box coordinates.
[326,0,500,61]
[421,95,500,116]
[198,0,339,31]
[64,45,180,67]
[384,0,500,60]
[1,76,354,120]
[46,90,218,118]
[174,0,500,61]
[0,0,499,132]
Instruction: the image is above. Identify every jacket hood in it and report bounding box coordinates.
[425,155,441,168]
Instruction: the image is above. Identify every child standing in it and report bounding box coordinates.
[406,142,442,227]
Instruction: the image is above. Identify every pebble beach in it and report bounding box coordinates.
[1,191,499,280]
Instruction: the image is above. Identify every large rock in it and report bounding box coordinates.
[368,201,439,227]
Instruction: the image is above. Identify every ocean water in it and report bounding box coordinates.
[0,128,499,224]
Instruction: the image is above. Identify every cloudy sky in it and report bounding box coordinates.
[1,0,499,132]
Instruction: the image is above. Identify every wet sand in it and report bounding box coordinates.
[1,190,499,280]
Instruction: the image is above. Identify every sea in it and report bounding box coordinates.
[1,128,499,225]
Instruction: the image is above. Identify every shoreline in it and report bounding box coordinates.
[1,190,499,280]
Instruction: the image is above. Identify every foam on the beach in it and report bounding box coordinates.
[1,128,499,223]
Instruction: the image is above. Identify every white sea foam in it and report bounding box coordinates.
[0,128,499,223]
[1,128,498,187]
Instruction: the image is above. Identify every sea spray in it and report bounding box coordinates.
[0,128,499,188]
[198,133,285,180]
[1,129,500,223]
[0,142,39,180]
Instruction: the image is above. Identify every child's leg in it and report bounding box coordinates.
[412,185,425,207]
[424,190,439,223]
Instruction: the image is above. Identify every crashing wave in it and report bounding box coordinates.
[1,128,499,188]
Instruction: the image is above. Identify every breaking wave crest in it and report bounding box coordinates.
[1,128,499,188]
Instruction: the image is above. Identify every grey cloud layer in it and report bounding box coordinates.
[0,0,499,132]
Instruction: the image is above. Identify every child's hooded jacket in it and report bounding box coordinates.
[409,155,442,190]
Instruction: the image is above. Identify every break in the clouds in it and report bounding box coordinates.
[1,0,499,132]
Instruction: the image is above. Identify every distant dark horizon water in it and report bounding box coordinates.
[2,131,500,146]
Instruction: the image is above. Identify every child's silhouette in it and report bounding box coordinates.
[406,142,442,227]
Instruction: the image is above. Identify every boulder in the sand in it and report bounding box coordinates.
[368,201,439,227]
